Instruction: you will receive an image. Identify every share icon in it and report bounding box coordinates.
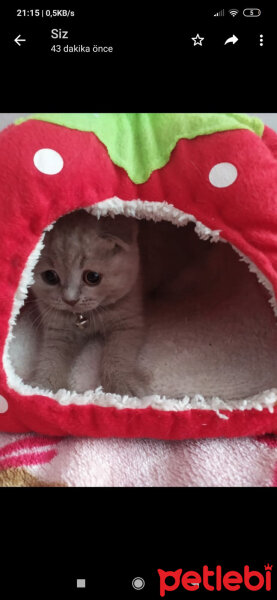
[224,34,239,45]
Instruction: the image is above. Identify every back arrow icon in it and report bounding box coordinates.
[224,34,238,45]
[14,35,26,46]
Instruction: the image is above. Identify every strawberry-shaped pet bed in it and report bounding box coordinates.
[1,112,277,439]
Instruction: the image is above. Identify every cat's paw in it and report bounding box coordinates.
[101,369,150,398]
[26,372,67,393]
[119,376,148,398]
[27,379,54,392]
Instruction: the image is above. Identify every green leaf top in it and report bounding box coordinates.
[15,113,264,184]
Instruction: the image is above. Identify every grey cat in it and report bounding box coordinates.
[27,210,148,396]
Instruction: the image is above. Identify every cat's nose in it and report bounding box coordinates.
[63,298,78,306]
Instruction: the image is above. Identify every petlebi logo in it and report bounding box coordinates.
[157,564,273,595]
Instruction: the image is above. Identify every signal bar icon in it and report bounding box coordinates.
[214,9,225,17]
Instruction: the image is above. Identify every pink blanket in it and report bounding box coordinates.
[1,432,277,487]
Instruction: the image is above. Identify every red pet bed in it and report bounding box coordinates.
[1,112,277,439]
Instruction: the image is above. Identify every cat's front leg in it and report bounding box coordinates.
[100,324,149,398]
[29,329,78,392]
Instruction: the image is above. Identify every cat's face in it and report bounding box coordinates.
[31,210,140,313]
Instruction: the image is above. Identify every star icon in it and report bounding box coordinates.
[191,33,204,46]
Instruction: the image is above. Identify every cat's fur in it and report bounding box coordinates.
[28,210,148,396]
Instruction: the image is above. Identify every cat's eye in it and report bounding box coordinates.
[83,270,102,286]
[41,270,60,285]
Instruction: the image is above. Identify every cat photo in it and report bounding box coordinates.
[26,210,149,397]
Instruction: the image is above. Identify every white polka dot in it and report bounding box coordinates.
[209,162,238,188]
[0,395,8,413]
[33,148,64,175]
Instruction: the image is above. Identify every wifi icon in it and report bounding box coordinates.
[229,8,239,17]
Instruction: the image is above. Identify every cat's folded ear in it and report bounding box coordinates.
[98,215,139,251]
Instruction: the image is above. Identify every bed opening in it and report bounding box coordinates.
[3,199,277,417]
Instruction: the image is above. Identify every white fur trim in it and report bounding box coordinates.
[230,246,277,319]
[3,197,277,418]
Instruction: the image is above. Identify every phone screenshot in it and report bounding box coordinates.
[0,4,276,597]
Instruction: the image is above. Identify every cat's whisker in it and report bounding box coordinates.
[31,303,53,331]
[90,309,97,333]
[22,305,39,315]
[30,310,44,329]
[98,304,107,314]
[93,308,102,334]
[95,306,107,336]
[32,313,47,332]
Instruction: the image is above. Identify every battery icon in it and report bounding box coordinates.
[243,8,261,16]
